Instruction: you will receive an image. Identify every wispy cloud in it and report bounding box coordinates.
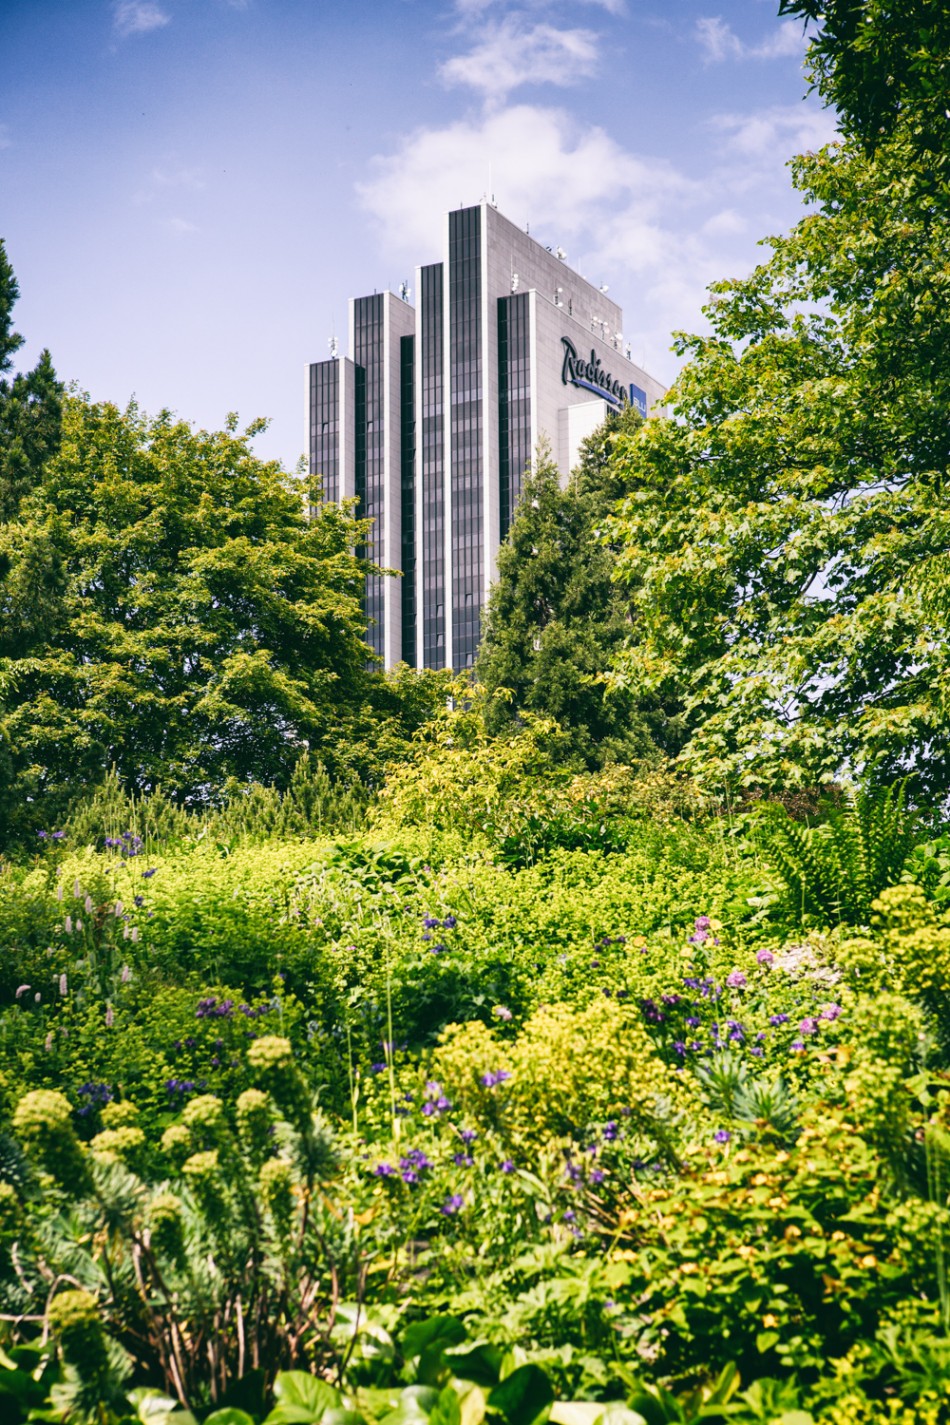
[696,16,804,63]
[167,216,198,235]
[710,103,838,158]
[151,165,205,190]
[113,1,171,38]
[453,0,624,13]
[441,20,600,99]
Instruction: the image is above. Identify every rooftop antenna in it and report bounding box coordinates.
[511,272,520,292]
[328,334,338,358]
[556,246,567,261]
[399,280,410,302]
[599,283,609,293]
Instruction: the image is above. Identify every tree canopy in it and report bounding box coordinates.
[0,396,384,837]
[780,0,950,184]
[605,128,950,800]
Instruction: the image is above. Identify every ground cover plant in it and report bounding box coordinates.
[3,770,950,1424]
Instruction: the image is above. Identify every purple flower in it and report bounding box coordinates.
[370,1062,386,1074]
[422,1101,437,1117]
[769,1013,789,1026]
[694,916,711,931]
[726,970,747,989]
[423,916,441,929]
[603,1121,618,1141]
[799,1017,818,1035]
[441,1194,464,1215]
[480,1069,511,1088]
[714,1129,731,1144]
[590,1168,605,1184]
[374,1162,396,1177]
[453,1153,474,1167]
[756,949,775,966]
[460,1128,477,1144]
[563,1209,576,1222]
[821,1003,842,1021]
[501,1159,515,1173]
[493,1005,513,1021]
[443,915,457,929]
[401,1169,418,1184]
[790,1040,805,1052]
[674,1041,687,1056]
[142,868,157,879]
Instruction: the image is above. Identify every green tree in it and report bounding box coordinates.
[780,0,950,184]
[605,129,950,799]
[476,413,680,768]
[0,240,63,521]
[0,396,379,843]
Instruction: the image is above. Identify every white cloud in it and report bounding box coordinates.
[113,1,171,37]
[357,103,695,268]
[167,216,198,235]
[696,16,804,63]
[710,103,838,158]
[440,20,600,99]
[701,208,746,237]
[453,0,625,13]
[151,165,205,190]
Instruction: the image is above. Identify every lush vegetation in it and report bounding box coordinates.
[5,7,950,1424]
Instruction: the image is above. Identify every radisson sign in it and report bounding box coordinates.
[559,338,649,416]
[560,337,629,407]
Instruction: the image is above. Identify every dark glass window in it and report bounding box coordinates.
[354,294,385,660]
[309,360,339,505]
[400,334,416,667]
[420,263,445,669]
[497,292,532,540]
[449,207,483,669]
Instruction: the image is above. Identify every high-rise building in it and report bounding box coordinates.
[306,201,665,670]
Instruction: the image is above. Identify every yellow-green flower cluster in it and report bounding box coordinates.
[13,1090,91,1193]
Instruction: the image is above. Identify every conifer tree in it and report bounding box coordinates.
[476,408,682,768]
[0,241,63,521]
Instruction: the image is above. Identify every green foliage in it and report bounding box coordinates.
[762,781,915,926]
[780,0,950,188]
[0,393,382,845]
[432,998,686,1153]
[605,130,950,798]
[477,418,680,770]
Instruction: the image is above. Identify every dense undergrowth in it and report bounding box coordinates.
[4,758,950,1425]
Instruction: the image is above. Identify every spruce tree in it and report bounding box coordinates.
[476,407,683,768]
[0,241,63,521]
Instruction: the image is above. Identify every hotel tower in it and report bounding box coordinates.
[306,201,665,670]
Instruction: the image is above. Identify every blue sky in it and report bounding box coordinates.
[0,0,836,470]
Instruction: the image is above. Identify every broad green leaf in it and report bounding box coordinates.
[487,1364,554,1425]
